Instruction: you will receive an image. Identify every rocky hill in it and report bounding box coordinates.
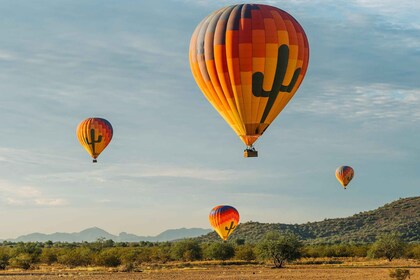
[198,197,420,244]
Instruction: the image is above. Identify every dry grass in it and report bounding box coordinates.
[0,258,419,279]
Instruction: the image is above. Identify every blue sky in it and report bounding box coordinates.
[0,0,418,238]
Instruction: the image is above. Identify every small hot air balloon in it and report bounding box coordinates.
[189,4,309,157]
[209,205,240,241]
[76,118,113,163]
[335,166,354,189]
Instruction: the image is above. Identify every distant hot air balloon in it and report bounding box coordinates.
[209,205,240,241]
[335,166,354,189]
[76,118,113,163]
[189,4,309,157]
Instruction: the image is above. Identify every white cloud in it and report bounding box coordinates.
[6,198,25,206]
[294,83,420,123]
[0,180,68,207]
[0,50,16,61]
[35,198,68,206]
[352,0,420,29]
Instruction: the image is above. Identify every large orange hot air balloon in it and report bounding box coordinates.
[335,166,354,189]
[76,118,113,163]
[209,205,240,241]
[190,4,309,157]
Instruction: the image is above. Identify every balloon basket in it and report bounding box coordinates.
[93,159,97,163]
[244,148,258,158]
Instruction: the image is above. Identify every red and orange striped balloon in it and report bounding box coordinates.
[190,4,309,151]
[76,118,113,163]
[209,205,240,240]
[335,166,354,189]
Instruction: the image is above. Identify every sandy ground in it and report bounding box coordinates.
[0,260,419,279]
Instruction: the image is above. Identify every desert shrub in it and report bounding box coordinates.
[302,244,369,258]
[171,240,202,261]
[136,247,153,263]
[235,244,256,261]
[301,245,322,258]
[150,244,172,263]
[9,253,32,270]
[40,248,58,265]
[57,247,93,267]
[404,244,420,260]
[389,268,411,280]
[204,243,235,261]
[12,242,42,263]
[235,239,245,246]
[349,244,370,257]
[0,247,11,270]
[95,248,121,267]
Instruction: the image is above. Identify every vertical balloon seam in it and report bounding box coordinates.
[194,9,243,137]
[239,4,252,133]
[219,6,246,131]
[214,6,246,136]
[205,11,232,117]
[215,7,246,136]
[226,4,247,141]
[197,15,222,109]
[192,14,237,135]
[247,4,258,135]
[206,10,242,136]
[252,5,267,136]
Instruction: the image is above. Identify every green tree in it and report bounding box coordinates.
[171,239,202,261]
[95,248,121,267]
[257,231,302,268]
[9,253,32,270]
[150,244,172,263]
[235,244,256,261]
[40,248,58,265]
[204,243,235,261]
[368,232,406,261]
[0,247,11,270]
[57,247,93,267]
[12,242,42,263]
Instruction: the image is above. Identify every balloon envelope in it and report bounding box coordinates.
[190,4,309,147]
[335,166,354,189]
[209,205,240,240]
[76,118,113,162]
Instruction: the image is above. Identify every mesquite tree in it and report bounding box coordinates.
[257,231,302,268]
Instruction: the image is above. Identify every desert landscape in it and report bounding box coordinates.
[0,259,419,280]
[0,2,418,280]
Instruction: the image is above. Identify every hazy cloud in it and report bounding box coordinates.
[0,180,68,207]
[294,83,420,123]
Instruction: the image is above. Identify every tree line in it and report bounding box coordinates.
[0,232,418,270]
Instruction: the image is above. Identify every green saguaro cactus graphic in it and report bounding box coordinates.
[252,44,302,124]
[85,128,102,156]
[224,221,236,237]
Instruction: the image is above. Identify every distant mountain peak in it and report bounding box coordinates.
[6,227,212,243]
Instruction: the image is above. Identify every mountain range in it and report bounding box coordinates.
[2,227,212,243]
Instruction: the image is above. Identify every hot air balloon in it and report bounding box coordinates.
[76,118,113,163]
[335,166,354,189]
[209,205,240,241]
[189,4,309,157]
